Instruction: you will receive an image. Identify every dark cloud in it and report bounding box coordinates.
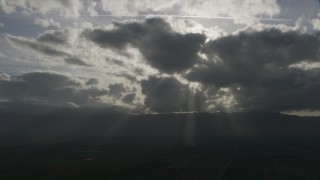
[186,29,320,112]
[140,76,206,113]
[122,93,136,104]
[84,18,206,73]
[108,83,126,98]
[0,72,108,105]
[64,56,91,66]
[106,57,125,66]
[134,68,144,76]
[86,78,99,86]
[119,73,137,82]
[6,17,320,113]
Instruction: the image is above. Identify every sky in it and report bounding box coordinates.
[0,0,320,115]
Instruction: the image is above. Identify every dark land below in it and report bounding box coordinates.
[1,109,320,179]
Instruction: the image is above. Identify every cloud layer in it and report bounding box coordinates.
[1,0,281,26]
[84,18,206,73]
[0,72,108,106]
[0,0,83,17]
[186,29,320,111]
[84,18,320,112]
[2,0,320,115]
[7,32,90,67]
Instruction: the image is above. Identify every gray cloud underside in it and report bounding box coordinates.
[186,29,320,111]
[85,78,99,86]
[82,18,320,112]
[64,56,91,66]
[122,93,136,104]
[188,29,320,87]
[140,76,206,112]
[3,17,320,113]
[108,83,127,99]
[0,72,108,105]
[106,57,125,67]
[84,18,206,73]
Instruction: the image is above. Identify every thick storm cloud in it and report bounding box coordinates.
[186,29,320,112]
[140,76,206,112]
[0,72,108,106]
[84,18,206,73]
[85,22,320,112]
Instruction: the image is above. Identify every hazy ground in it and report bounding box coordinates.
[0,110,320,179]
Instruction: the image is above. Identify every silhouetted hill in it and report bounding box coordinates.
[0,109,320,147]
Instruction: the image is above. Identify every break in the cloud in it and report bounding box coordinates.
[0,72,108,106]
[84,18,206,73]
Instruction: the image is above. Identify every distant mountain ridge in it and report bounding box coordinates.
[1,109,320,147]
